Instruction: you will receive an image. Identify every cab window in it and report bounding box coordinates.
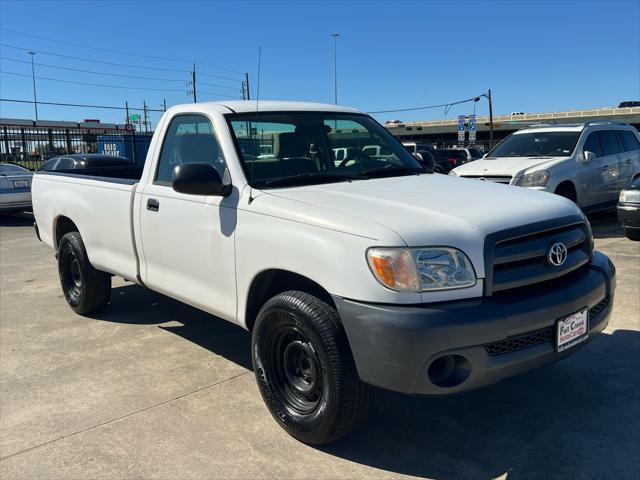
[155,114,226,184]
[583,132,602,157]
[599,131,621,156]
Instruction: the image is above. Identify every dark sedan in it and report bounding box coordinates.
[432,149,468,174]
[39,154,132,171]
[617,176,640,241]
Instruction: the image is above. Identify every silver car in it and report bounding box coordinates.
[0,164,33,214]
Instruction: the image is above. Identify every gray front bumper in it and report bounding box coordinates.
[334,251,616,395]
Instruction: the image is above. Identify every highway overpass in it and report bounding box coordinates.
[385,106,640,149]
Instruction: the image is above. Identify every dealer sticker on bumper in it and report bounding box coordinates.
[556,308,589,352]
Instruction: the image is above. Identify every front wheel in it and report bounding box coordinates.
[625,228,640,241]
[58,231,111,314]
[252,291,368,445]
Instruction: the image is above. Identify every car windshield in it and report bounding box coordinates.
[227,112,424,188]
[0,164,29,174]
[489,131,580,157]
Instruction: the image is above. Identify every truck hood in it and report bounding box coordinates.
[452,156,567,177]
[257,174,581,276]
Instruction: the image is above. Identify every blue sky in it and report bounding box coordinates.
[0,0,638,127]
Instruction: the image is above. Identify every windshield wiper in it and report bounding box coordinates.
[264,171,366,188]
[360,164,424,178]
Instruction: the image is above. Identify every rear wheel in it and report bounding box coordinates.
[58,231,111,314]
[252,291,368,445]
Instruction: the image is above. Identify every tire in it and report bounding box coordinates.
[625,228,640,241]
[434,165,444,174]
[58,231,111,314]
[554,183,577,203]
[252,291,368,445]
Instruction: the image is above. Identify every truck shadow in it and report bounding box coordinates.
[0,211,34,227]
[94,284,639,479]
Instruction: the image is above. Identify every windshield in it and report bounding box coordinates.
[489,131,580,157]
[227,112,423,188]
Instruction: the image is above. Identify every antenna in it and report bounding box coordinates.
[248,46,261,205]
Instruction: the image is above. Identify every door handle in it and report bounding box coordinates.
[147,198,160,212]
[625,159,632,164]
[601,164,608,170]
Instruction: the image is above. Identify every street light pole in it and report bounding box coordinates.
[475,89,494,149]
[28,51,38,121]
[331,33,339,105]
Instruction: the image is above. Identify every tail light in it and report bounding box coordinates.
[447,157,457,166]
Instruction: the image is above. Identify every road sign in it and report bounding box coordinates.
[457,115,465,144]
[129,113,140,124]
[468,114,476,143]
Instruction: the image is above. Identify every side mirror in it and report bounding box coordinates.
[172,163,231,196]
[414,151,435,173]
[583,151,596,163]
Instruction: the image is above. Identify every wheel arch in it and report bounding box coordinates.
[554,180,578,203]
[244,269,336,331]
[54,215,80,248]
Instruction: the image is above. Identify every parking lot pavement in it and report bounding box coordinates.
[0,213,638,480]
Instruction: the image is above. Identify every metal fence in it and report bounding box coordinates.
[1,119,153,170]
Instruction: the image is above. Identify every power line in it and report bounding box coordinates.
[0,97,165,112]
[1,43,190,73]
[197,79,239,91]
[197,70,244,82]
[367,96,481,114]
[0,56,186,82]
[0,28,246,75]
[198,90,241,99]
[1,70,185,92]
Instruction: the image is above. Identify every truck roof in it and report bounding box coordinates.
[168,100,362,115]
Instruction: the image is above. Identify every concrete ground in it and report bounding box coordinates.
[0,212,638,480]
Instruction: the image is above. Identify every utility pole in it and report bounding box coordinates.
[143,100,149,134]
[163,98,167,111]
[125,101,130,126]
[487,89,494,149]
[192,62,197,103]
[28,51,38,121]
[331,33,340,105]
[245,72,250,100]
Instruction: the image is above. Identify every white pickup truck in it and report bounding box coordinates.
[33,101,616,445]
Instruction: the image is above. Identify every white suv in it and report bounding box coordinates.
[450,122,640,212]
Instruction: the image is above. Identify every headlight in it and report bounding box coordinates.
[517,170,550,187]
[619,189,640,203]
[367,247,476,292]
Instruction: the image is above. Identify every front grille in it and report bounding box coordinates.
[485,326,553,356]
[489,223,590,293]
[460,175,512,184]
[484,296,610,356]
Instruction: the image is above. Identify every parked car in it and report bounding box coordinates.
[453,147,484,163]
[451,122,640,213]
[617,177,640,240]
[385,119,404,127]
[0,163,33,214]
[39,154,132,171]
[618,101,640,108]
[33,100,615,445]
[402,142,435,154]
[433,148,468,173]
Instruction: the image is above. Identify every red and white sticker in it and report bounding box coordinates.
[557,308,589,352]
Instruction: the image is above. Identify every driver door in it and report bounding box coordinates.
[138,114,237,321]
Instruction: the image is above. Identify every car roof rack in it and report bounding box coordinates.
[584,120,629,127]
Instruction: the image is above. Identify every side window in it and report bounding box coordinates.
[619,130,640,152]
[55,158,74,170]
[599,130,621,156]
[583,132,602,157]
[40,158,58,171]
[155,114,226,184]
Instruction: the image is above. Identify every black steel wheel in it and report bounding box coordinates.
[58,231,111,314]
[252,291,368,445]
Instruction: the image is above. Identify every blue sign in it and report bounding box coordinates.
[469,114,476,143]
[458,115,465,131]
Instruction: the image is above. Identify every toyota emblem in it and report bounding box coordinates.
[548,242,568,267]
